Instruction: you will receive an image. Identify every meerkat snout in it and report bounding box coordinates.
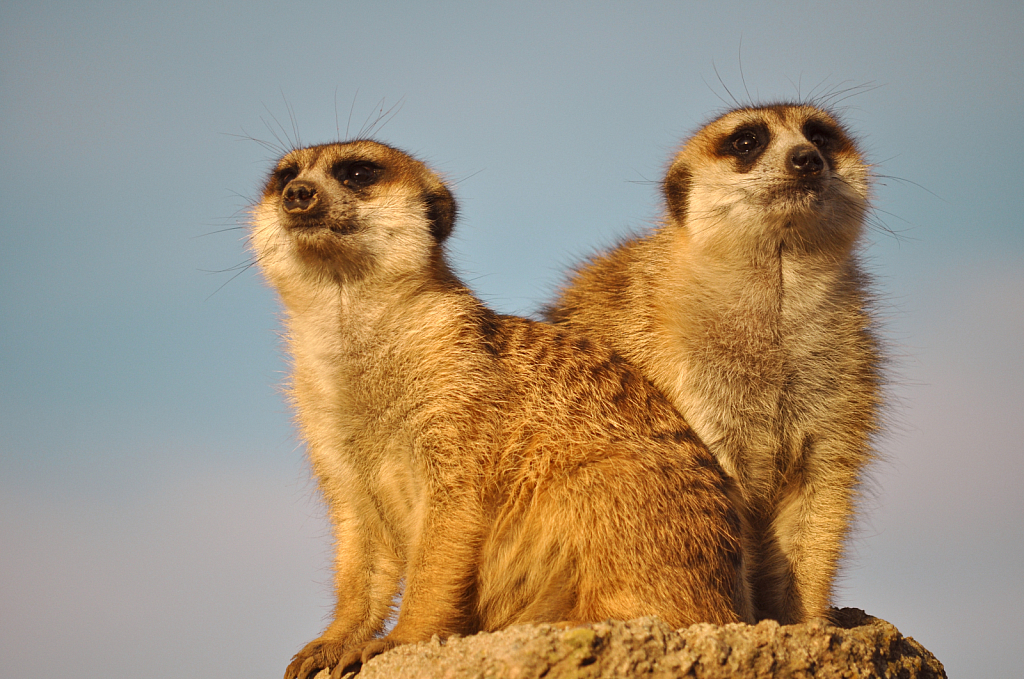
[282,180,320,214]
[788,144,824,176]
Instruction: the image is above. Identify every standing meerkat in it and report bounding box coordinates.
[546,103,883,624]
[250,140,745,679]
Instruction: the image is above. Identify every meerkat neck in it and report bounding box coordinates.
[658,217,855,332]
[657,225,779,332]
[284,268,479,417]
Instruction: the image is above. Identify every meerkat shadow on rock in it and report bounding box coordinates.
[546,103,883,626]
[249,140,747,679]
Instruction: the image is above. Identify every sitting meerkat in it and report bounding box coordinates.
[249,139,746,679]
[546,104,883,624]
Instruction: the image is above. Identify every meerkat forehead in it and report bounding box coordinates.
[263,140,445,200]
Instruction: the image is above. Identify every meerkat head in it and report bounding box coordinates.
[663,104,870,259]
[250,140,457,287]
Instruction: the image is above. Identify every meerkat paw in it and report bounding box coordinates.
[812,607,840,626]
[284,638,350,679]
[329,638,400,678]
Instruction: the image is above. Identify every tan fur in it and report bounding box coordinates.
[249,140,745,679]
[546,104,883,624]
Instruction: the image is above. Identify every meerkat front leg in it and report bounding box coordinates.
[285,502,403,679]
[770,456,856,623]
[330,494,484,677]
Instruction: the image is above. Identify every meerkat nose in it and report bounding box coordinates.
[283,180,320,213]
[787,145,825,177]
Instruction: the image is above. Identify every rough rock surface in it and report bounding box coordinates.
[320,608,945,679]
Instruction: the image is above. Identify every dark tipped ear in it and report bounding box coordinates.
[425,185,457,243]
[663,161,691,225]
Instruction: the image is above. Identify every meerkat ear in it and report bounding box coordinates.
[425,185,457,243]
[663,162,692,225]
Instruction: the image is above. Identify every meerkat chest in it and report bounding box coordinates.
[777,256,864,400]
[664,258,856,472]
[296,358,429,546]
[288,311,430,513]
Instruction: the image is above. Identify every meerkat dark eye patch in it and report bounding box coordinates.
[334,161,382,189]
[803,120,837,150]
[273,166,299,192]
[718,123,770,172]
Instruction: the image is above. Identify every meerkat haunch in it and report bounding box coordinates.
[546,104,883,624]
[249,140,744,679]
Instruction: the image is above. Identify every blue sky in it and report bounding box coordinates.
[2,1,1022,677]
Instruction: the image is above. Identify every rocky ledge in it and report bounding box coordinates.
[324,608,944,678]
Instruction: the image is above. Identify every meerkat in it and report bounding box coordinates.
[546,103,883,625]
[249,140,746,679]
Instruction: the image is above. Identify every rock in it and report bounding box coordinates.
[324,608,945,678]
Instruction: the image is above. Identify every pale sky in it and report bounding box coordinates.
[2,1,1022,677]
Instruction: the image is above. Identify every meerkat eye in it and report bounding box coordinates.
[731,131,760,154]
[337,161,381,189]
